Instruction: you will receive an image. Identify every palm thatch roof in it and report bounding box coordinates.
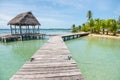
[8,12,40,26]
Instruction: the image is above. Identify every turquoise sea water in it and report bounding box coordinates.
[0,40,46,80]
[0,29,71,35]
[0,29,70,80]
[66,36,120,80]
[0,29,120,80]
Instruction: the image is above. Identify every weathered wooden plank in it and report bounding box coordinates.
[10,35,84,80]
[11,75,83,80]
[16,69,80,75]
[11,72,81,78]
[20,66,78,71]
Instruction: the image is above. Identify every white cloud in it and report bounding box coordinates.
[38,17,71,28]
[0,0,118,29]
[0,13,13,28]
[0,0,78,29]
[0,13,12,21]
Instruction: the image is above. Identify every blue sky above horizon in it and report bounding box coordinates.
[0,0,120,29]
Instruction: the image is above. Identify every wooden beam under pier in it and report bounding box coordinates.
[0,33,46,42]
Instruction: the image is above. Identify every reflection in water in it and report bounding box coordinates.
[0,40,46,80]
[66,36,120,80]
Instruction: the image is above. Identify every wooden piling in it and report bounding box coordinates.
[0,33,46,42]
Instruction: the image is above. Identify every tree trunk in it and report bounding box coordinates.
[113,32,116,36]
[106,31,108,35]
[90,28,92,33]
[102,29,105,34]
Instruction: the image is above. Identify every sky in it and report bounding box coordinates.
[0,0,120,29]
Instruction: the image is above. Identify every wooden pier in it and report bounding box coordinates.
[0,33,45,42]
[10,32,89,80]
[10,34,89,80]
[62,32,89,41]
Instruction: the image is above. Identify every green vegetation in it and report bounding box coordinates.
[72,24,81,32]
[87,10,92,20]
[72,10,120,35]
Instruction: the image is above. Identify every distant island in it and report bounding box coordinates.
[71,10,120,36]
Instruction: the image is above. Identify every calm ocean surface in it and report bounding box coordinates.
[66,37,120,80]
[0,29,120,80]
[0,29,71,80]
[0,29,71,36]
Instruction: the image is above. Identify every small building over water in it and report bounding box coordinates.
[0,12,45,42]
[8,11,40,35]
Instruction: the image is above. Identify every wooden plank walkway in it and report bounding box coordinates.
[61,32,89,41]
[10,36,83,80]
[61,32,89,37]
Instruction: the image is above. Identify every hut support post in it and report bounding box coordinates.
[19,25,22,35]
[18,27,20,34]
[28,26,30,33]
[33,26,35,34]
[34,26,36,34]
[26,26,27,33]
[15,25,17,34]
[38,26,40,33]
[10,25,13,35]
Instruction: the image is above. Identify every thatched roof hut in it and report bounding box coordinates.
[8,12,40,35]
[8,12,40,26]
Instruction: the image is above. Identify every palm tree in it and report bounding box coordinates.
[72,24,77,33]
[94,18,101,34]
[86,10,93,33]
[89,18,94,33]
[105,19,111,35]
[78,25,81,31]
[87,10,92,20]
[81,23,87,32]
[117,16,120,29]
[117,16,120,24]
[110,19,117,35]
[100,20,106,34]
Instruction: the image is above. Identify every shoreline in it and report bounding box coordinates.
[89,34,120,39]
